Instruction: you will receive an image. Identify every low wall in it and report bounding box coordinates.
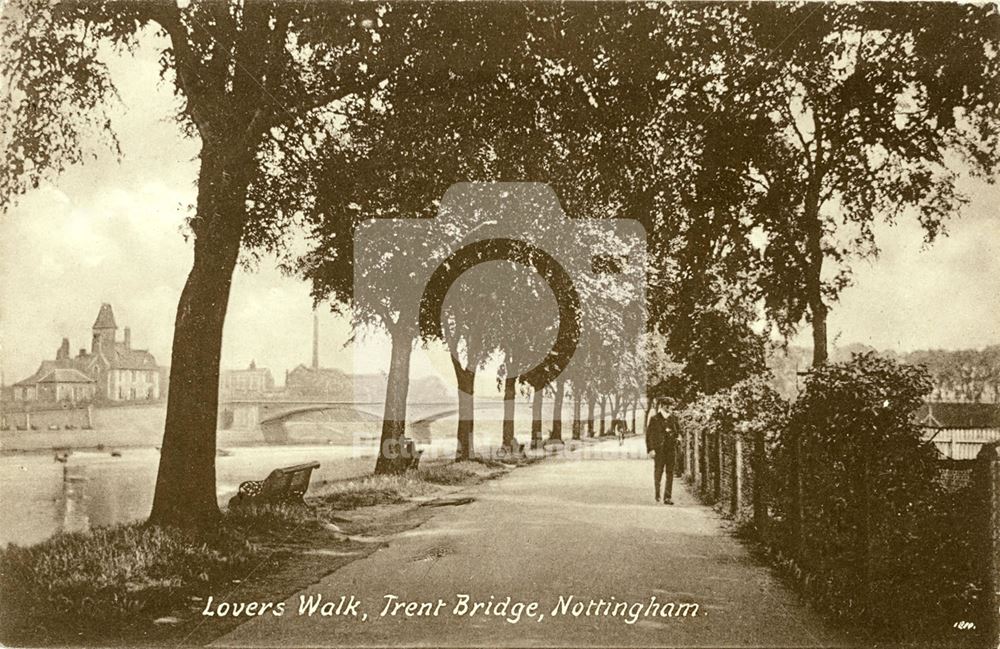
[1,405,92,430]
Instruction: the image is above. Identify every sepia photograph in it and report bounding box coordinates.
[0,1,998,647]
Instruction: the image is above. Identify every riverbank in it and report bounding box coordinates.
[0,427,274,455]
[0,450,543,647]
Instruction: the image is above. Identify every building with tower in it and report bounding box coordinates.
[11,303,162,403]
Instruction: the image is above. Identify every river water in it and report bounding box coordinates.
[0,433,478,548]
[0,405,586,548]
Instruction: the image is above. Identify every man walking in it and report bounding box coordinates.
[646,398,679,505]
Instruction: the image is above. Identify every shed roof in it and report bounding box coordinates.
[915,402,1000,429]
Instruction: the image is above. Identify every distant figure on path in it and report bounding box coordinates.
[646,398,679,505]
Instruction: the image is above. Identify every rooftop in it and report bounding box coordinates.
[14,363,95,386]
[108,343,157,370]
[93,303,117,330]
[914,402,1000,430]
[37,368,95,384]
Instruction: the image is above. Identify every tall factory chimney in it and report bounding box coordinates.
[312,311,319,370]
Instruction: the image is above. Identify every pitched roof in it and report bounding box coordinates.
[93,303,117,329]
[37,368,95,384]
[915,402,1000,429]
[109,343,157,370]
[13,361,59,387]
[14,363,95,386]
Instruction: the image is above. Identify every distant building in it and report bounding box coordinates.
[272,311,450,404]
[12,367,96,403]
[220,361,274,398]
[916,402,1000,460]
[285,365,353,399]
[12,303,161,404]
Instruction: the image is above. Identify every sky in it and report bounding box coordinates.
[1,31,998,387]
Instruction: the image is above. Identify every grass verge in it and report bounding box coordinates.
[311,473,437,510]
[0,521,263,645]
[0,456,521,646]
[310,458,517,509]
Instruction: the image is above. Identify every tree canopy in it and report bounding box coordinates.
[3,0,996,526]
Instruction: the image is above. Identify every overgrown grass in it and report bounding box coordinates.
[312,473,437,509]
[420,460,504,485]
[0,457,523,645]
[0,523,263,644]
[222,501,322,535]
[311,459,511,507]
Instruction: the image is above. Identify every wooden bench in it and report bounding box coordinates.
[228,461,320,509]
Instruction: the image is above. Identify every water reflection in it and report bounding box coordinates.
[59,464,90,536]
[0,415,530,547]
[0,445,381,547]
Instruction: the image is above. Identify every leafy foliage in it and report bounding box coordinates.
[769,353,981,639]
[742,4,1000,362]
[679,374,787,506]
[0,0,420,524]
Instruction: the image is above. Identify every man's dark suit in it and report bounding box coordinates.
[646,411,679,501]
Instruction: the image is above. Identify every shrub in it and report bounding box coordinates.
[679,374,787,510]
[769,352,967,639]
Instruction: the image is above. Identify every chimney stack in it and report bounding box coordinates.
[124,327,131,350]
[312,312,320,370]
[57,338,70,361]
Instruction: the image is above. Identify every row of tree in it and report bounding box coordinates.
[496,377,644,450]
[769,344,1000,403]
[2,2,996,529]
[906,346,1000,403]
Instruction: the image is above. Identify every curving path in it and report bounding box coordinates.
[214,436,855,648]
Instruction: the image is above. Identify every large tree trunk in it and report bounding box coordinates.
[805,194,828,366]
[502,376,517,451]
[630,400,637,435]
[149,153,245,530]
[530,385,544,449]
[610,393,621,433]
[572,385,582,440]
[374,326,414,474]
[454,357,476,461]
[549,378,565,442]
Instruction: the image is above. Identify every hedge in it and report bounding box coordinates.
[681,353,986,643]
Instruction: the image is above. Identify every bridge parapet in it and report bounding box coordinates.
[219,398,509,430]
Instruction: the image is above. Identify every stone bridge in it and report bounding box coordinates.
[219,398,509,443]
